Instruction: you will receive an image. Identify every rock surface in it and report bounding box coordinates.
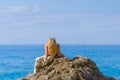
[19,56,117,80]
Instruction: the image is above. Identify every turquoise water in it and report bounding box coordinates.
[0,45,120,80]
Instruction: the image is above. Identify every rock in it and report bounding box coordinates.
[18,78,29,80]
[19,56,118,80]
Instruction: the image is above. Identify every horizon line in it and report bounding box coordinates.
[0,44,120,46]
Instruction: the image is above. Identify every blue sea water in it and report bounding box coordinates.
[0,45,120,80]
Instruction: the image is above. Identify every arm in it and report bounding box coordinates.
[57,44,64,57]
[57,44,61,57]
[45,43,49,57]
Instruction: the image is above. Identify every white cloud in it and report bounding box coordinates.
[0,6,46,14]
[0,6,120,30]
[0,6,47,26]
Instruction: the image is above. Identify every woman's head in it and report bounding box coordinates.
[48,38,56,44]
[47,38,58,56]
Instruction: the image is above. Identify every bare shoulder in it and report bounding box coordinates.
[45,43,48,47]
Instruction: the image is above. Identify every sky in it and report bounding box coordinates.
[0,0,120,45]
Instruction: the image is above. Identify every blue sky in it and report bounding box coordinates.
[0,0,120,45]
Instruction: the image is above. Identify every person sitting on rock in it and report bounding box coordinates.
[45,38,64,58]
[34,38,64,73]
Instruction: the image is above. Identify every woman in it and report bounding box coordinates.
[34,38,64,73]
[45,38,64,57]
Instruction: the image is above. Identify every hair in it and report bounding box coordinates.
[47,38,58,57]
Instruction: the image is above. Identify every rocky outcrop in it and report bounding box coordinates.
[19,56,117,80]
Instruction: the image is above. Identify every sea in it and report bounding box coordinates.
[0,45,120,80]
